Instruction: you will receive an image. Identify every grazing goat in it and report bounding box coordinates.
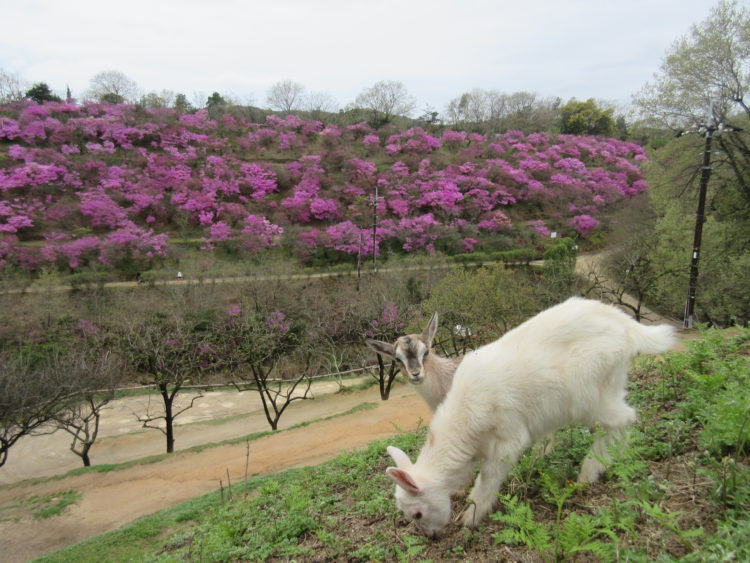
[366,313,462,411]
[385,297,675,538]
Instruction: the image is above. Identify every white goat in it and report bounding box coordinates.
[366,312,462,411]
[385,297,675,538]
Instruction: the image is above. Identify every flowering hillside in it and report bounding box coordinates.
[0,102,649,272]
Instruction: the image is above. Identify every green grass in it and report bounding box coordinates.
[0,489,82,523]
[27,490,82,519]
[34,327,750,561]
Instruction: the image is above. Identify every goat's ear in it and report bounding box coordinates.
[387,445,413,468]
[386,467,421,495]
[366,339,395,358]
[423,312,439,346]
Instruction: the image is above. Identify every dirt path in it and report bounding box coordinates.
[0,377,374,486]
[0,383,431,563]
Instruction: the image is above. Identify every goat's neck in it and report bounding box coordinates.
[418,351,461,411]
[425,350,461,372]
[416,406,476,493]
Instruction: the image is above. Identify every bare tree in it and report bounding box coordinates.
[85,70,140,104]
[372,351,398,401]
[0,68,26,104]
[266,79,306,112]
[0,349,77,467]
[305,90,339,116]
[445,88,494,128]
[602,238,681,323]
[53,349,123,466]
[445,88,560,133]
[217,308,315,430]
[119,314,215,453]
[354,80,416,125]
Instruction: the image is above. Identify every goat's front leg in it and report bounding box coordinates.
[460,442,521,528]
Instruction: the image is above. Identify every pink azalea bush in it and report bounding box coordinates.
[0,100,652,271]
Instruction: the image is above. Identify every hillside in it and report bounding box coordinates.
[0,101,649,274]
[24,326,750,562]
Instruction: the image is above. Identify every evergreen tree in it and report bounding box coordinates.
[25,82,61,103]
[206,92,226,109]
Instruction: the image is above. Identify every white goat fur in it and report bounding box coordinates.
[386,297,676,538]
[366,312,461,411]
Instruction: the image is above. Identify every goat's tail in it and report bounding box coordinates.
[628,322,676,355]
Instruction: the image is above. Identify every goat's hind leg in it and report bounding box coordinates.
[577,400,636,484]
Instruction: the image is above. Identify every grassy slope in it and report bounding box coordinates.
[35,327,750,562]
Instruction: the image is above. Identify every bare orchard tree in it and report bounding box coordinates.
[85,70,140,104]
[354,80,416,126]
[372,350,399,402]
[266,79,306,112]
[0,348,77,468]
[119,313,216,453]
[53,348,123,466]
[217,308,315,430]
[363,302,409,401]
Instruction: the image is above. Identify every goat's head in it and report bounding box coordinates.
[365,312,438,385]
[385,445,451,538]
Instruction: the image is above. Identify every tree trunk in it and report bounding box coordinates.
[81,447,91,467]
[376,354,398,401]
[161,385,175,453]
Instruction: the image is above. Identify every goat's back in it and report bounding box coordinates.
[435,298,674,438]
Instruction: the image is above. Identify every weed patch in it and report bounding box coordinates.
[0,489,81,522]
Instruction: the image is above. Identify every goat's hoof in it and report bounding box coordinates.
[459,506,479,528]
[577,460,604,484]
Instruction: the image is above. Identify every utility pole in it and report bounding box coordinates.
[683,126,714,329]
[370,185,384,272]
[680,101,741,328]
[356,232,362,291]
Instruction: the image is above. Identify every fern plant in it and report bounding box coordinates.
[490,494,553,556]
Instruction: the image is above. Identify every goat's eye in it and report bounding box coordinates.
[423,350,429,358]
[414,511,423,520]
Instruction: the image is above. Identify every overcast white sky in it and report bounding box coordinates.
[0,0,728,113]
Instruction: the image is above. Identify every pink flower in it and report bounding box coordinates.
[363,135,380,149]
[266,311,291,335]
[527,220,551,237]
[208,221,232,241]
[570,214,600,237]
[461,237,478,252]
